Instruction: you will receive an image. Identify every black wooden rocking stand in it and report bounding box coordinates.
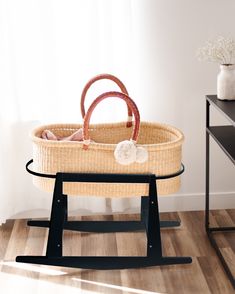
[16,159,192,269]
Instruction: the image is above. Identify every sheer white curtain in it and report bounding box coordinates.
[0,0,144,224]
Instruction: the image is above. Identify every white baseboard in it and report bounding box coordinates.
[158,191,235,212]
[8,192,235,221]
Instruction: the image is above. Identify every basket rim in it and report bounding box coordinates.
[31,121,184,151]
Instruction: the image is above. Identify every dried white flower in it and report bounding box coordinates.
[197,36,235,65]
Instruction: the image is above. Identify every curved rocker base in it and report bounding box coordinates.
[16,256,192,270]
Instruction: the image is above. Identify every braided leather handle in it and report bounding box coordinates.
[83,91,140,150]
[81,74,132,127]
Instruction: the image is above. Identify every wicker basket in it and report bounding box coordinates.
[30,75,184,197]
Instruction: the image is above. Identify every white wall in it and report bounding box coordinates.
[7,1,235,222]
[130,0,235,210]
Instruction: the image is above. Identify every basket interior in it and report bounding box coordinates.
[36,122,182,145]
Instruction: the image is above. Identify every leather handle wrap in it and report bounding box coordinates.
[82,91,140,149]
[80,74,132,127]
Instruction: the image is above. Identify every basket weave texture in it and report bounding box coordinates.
[32,121,184,197]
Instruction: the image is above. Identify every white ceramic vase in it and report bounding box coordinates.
[217,64,235,100]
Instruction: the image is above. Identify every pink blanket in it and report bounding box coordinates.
[41,128,83,141]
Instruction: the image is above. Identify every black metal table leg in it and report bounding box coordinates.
[205,99,210,233]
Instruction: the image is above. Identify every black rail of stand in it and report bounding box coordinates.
[26,159,185,181]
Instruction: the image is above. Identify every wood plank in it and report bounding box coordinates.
[211,210,235,227]
[198,256,234,294]
[227,209,235,223]
[4,219,30,260]
[0,220,14,260]
[177,211,217,257]
[0,210,234,293]
[161,258,211,294]
[81,215,123,294]
[115,214,167,294]
[220,247,235,277]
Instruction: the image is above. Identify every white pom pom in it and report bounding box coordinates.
[114,140,137,165]
[136,146,148,163]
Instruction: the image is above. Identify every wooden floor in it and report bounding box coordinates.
[0,210,234,294]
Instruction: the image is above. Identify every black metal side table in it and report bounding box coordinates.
[206,95,235,288]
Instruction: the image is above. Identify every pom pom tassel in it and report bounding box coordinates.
[114,140,148,165]
[136,146,148,163]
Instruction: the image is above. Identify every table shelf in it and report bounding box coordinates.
[207,125,235,164]
[206,95,235,126]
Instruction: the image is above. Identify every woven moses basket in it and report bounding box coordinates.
[31,74,184,197]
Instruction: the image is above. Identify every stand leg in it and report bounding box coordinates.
[46,174,66,257]
[145,177,191,265]
[141,196,180,231]
[64,194,68,222]
[147,176,162,258]
[141,196,148,232]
